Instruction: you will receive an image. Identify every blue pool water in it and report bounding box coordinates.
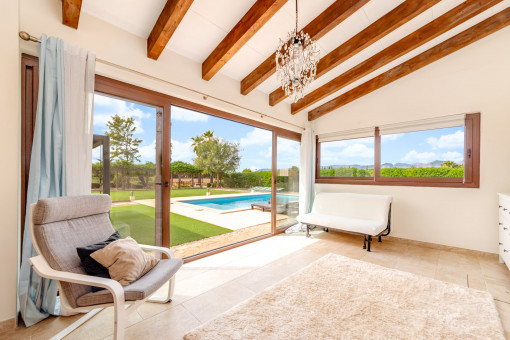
[181,194,298,211]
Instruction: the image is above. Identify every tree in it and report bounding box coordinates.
[242,168,253,173]
[190,130,214,152]
[171,161,196,189]
[441,160,460,168]
[193,137,240,188]
[105,115,142,190]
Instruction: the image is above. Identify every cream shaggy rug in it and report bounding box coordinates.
[184,253,504,340]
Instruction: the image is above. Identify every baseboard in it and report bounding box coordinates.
[0,317,17,333]
[387,236,498,260]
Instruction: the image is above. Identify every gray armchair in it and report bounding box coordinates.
[28,194,182,339]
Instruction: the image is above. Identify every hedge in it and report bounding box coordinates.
[319,167,463,178]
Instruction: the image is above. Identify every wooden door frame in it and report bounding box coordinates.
[20,54,302,258]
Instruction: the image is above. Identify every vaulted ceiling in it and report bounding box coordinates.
[69,0,510,121]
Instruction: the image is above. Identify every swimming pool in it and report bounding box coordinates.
[180,194,299,211]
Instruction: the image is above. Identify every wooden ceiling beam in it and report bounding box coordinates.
[291,0,502,114]
[240,0,369,95]
[202,0,288,81]
[308,7,510,121]
[270,0,440,106]
[62,0,82,29]
[147,0,194,60]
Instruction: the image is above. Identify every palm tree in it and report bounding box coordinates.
[191,130,214,153]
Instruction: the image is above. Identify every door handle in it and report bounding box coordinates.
[156,182,170,187]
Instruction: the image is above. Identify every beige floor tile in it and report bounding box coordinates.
[479,258,510,283]
[435,267,468,287]
[495,300,510,334]
[486,278,510,304]
[5,314,83,340]
[122,305,200,340]
[182,281,255,323]
[62,308,143,340]
[467,274,487,291]
[394,258,437,279]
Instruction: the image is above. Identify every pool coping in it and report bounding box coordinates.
[171,192,298,214]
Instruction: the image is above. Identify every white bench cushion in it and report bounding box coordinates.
[297,213,387,236]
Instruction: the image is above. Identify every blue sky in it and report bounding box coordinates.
[320,126,464,167]
[92,94,300,170]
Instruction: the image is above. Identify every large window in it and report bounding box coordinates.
[316,113,480,188]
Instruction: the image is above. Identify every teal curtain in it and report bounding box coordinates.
[19,34,66,327]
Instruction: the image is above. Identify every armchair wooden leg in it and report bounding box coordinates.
[113,300,126,340]
[148,276,175,304]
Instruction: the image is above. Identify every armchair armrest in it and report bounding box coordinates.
[139,244,176,259]
[29,255,125,304]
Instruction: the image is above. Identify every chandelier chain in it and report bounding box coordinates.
[295,0,298,32]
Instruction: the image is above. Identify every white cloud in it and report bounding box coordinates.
[427,130,464,149]
[339,143,374,158]
[382,133,403,141]
[138,140,156,161]
[93,94,152,134]
[171,106,209,122]
[171,139,194,162]
[239,128,272,147]
[441,151,463,163]
[402,150,437,163]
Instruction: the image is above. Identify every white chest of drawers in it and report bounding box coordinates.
[498,193,510,270]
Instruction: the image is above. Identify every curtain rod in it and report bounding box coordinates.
[18,31,305,131]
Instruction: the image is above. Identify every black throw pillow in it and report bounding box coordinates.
[76,231,121,292]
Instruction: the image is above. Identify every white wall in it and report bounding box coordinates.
[313,27,510,254]
[18,0,307,133]
[0,0,19,324]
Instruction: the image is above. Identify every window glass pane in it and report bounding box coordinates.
[276,137,300,229]
[169,105,273,258]
[92,93,159,245]
[319,137,374,177]
[380,126,464,178]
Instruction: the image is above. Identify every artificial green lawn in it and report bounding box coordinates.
[98,188,244,201]
[110,204,231,246]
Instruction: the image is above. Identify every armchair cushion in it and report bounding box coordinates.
[91,237,160,286]
[75,258,183,307]
[76,231,122,292]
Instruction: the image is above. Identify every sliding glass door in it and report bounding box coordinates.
[92,93,163,246]
[275,136,300,229]
[93,75,302,259]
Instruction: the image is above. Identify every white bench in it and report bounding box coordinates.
[296,193,392,251]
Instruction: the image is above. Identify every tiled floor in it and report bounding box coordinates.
[4,230,510,339]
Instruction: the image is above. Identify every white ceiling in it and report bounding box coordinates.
[82,0,510,112]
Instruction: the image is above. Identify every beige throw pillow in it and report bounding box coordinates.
[90,237,159,286]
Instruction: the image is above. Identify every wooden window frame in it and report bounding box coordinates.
[315,113,480,188]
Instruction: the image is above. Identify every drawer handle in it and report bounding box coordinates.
[505,227,508,230]
[499,223,503,225]
[505,249,509,252]
[500,242,504,245]
[505,208,508,211]
[500,205,503,208]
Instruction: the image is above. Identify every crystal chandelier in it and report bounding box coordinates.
[275,0,320,103]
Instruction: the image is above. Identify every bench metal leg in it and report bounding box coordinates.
[378,235,382,243]
[367,236,372,252]
[306,225,310,238]
[363,235,366,249]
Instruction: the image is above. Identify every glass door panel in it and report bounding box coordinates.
[276,136,300,229]
[92,93,162,245]
[169,105,273,258]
